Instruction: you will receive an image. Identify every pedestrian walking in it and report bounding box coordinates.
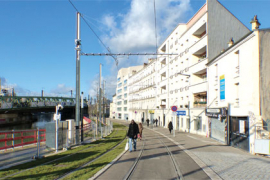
[138,123,143,140]
[127,120,139,152]
[168,121,173,134]
[141,117,144,123]
[146,119,150,127]
[155,119,158,127]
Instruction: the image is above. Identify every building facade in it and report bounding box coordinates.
[112,0,270,154]
[129,59,157,124]
[113,65,143,120]
[207,25,270,154]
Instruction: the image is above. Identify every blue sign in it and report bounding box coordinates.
[220,75,225,100]
[177,111,186,116]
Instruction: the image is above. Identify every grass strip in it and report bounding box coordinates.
[0,123,127,179]
[62,139,127,180]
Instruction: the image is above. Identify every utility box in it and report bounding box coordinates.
[45,121,68,150]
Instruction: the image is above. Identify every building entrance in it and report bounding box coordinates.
[229,116,249,152]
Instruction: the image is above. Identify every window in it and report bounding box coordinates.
[117,89,122,94]
[124,86,127,91]
[117,101,122,105]
[117,95,122,99]
[124,107,127,111]
[124,93,127,98]
[117,77,121,82]
[117,107,122,111]
[118,82,122,87]
[124,79,127,84]
[124,100,127,105]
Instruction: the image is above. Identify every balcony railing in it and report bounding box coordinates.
[193,101,207,108]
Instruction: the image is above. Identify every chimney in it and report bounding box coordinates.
[228,38,234,47]
[250,15,261,30]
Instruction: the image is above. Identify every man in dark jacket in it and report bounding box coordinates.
[127,120,139,152]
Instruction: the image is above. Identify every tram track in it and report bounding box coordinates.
[123,131,183,180]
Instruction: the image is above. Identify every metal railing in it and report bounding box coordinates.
[0,96,82,110]
[0,129,46,150]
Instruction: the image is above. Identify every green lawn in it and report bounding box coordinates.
[0,123,127,180]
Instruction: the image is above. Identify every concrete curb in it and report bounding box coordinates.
[88,149,128,180]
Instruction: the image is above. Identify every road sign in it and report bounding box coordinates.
[171,106,177,112]
[176,111,186,116]
[53,113,61,121]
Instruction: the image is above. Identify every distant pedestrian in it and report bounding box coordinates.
[127,120,139,152]
[168,121,173,134]
[155,119,158,127]
[141,117,144,123]
[138,123,143,140]
[146,119,150,127]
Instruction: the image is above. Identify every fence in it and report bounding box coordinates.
[0,119,113,152]
[0,129,46,150]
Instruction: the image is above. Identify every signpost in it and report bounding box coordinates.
[171,106,177,137]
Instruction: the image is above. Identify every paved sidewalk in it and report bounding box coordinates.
[149,125,270,180]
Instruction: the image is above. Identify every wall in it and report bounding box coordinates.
[259,30,270,122]
[207,0,250,61]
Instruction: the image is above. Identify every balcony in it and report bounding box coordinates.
[189,35,207,56]
[189,81,207,94]
[160,92,167,100]
[160,78,167,88]
[193,101,207,108]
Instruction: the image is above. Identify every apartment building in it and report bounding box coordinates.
[152,0,250,136]
[114,65,143,120]
[113,0,270,154]
[109,94,116,119]
[128,59,157,123]
[207,18,270,154]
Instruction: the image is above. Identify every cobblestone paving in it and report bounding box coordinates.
[154,127,270,180]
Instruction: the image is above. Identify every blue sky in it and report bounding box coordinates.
[0,0,269,100]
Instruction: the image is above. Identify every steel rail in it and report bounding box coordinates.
[158,135,184,180]
[123,136,146,180]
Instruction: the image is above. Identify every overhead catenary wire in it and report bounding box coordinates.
[68,0,119,68]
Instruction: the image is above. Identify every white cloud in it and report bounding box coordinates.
[101,0,191,69]
[88,74,117,101]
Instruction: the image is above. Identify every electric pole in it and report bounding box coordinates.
[99,63,103,138]
[75,12,81,144]
[103,80,105,124]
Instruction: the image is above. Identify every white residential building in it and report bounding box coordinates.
[129,59,157,123]
[113,0,270,154]
[153,0,250,136]
[109,94,116,119]
[113,65,143,120]
[207,18,270,154]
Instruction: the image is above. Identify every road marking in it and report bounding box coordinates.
[152,130,222,180]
